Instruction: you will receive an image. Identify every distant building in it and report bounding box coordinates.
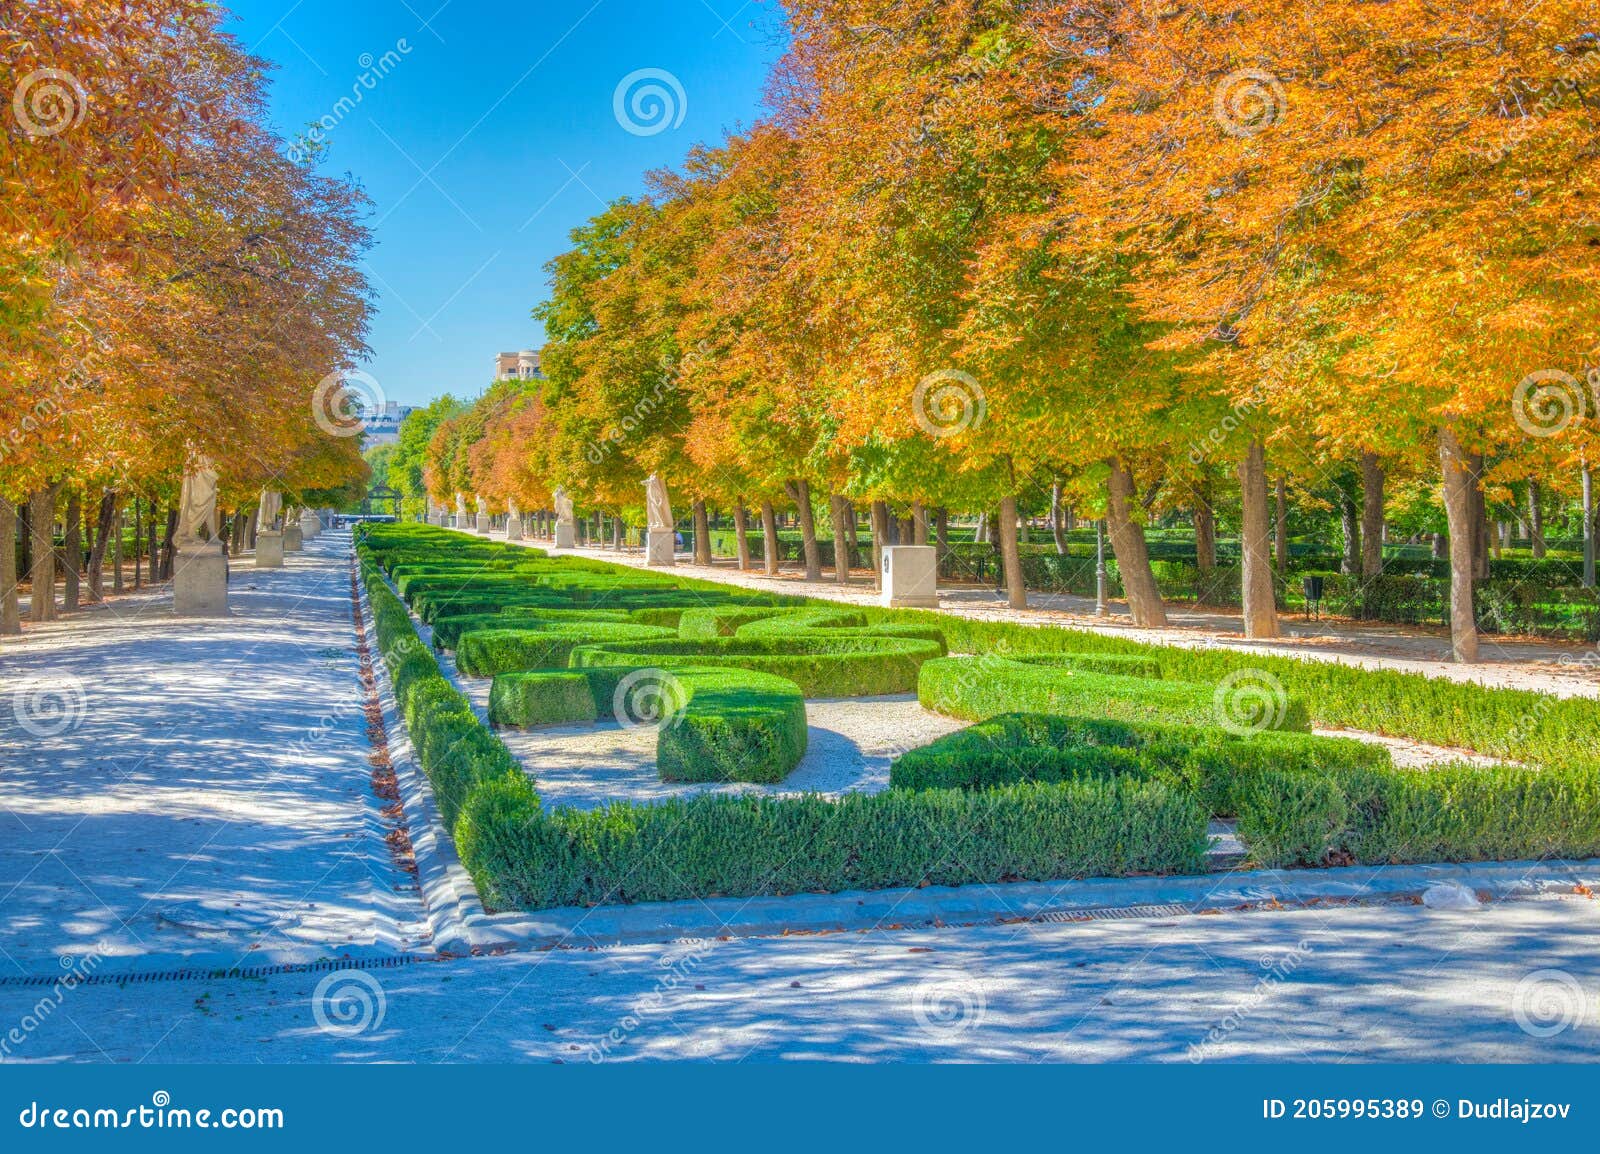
[362,400,417,446]
[494,350,543,381]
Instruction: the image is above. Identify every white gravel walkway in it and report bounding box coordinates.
[0,533,427,974]
[3,892,1595,1062]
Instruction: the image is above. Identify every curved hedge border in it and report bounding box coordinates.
[918,655,1312,732]
[358,524,1208,911]
[454,622,676,677]
[570,634,943,697]
[893,713,1600,869]
[489,664,808,783]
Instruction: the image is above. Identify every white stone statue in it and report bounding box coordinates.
[455,492,468,521]
[645,474,674,532]
[258,489,282,531]
[176,461,220,544]
[554,487,575,525]
[475,494,487,516]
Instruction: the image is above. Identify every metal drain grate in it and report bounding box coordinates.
[1032,903,1192,924]
[0,952,424,989]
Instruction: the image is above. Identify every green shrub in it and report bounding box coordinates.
[918,655,1312,732]
[468,778,1209,909]
[431,608,631,650]
[1007,652,1163,679]
[455,622,676,677]
[677,606,785,639]
[489,664,807,783]
[570,634,942,697]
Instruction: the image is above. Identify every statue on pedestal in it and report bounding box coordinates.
[644,474,675,566]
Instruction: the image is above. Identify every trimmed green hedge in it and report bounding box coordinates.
[430,608,631,650]
[456,776,1209,908]
[570,634,943,697]
[918,655,1312,732]
[489,664,808,784]
[454,622,676,677]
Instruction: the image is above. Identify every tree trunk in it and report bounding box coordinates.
[1238,441,1281,639]
[998,493,1027,609]
[761,501,780,577]
[790,480,822,580]
[1273,476,1289,572]
[85,490,116,601]
[1105,459,1167,627]
[1438,426,1480,663]
[62,490,81,611]
[1584,466,1596,589]
[1050,480,1068,555]
[1469,454,1490,580]
[133,496,143,588]
[1338,479,1360,576]
[28,485,60,621]
[692,500,712,566]
[733,505,752,570]
[1193,482,1217,571]
[1360,452,1385,578]
[1528,480,1546,558]
[935,507,950,560]
[0,500,19,635]
[161,506,177,580]
[1432,532,1448,560]
[112,503,124,593]
[898,512,915,547]
[912,501,929,546]
[825,494,852,584]
[868,499,890,590]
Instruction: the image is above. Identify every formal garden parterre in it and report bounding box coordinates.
[359,523,1600,914]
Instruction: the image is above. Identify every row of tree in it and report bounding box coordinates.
[401,0,1599,662]
[0,1,374,630]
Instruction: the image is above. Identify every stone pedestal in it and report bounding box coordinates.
[299,510,322,539]
[881,545,938,608]
[256,531,285,568]
[554,521,575,549]
[475,513,492,534]
[284,524,304,552]
[645,528,676,566]
[173,541,229,617]
[506,517,523,541]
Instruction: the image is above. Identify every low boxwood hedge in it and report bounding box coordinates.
[569,634,943,697]
[489,664,808,784]
[455,775,1209,909]
[454,622,676,677]
[918,655,1312,732]
[431,608,631,650]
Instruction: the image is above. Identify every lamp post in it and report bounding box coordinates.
[1095,519,1108,617]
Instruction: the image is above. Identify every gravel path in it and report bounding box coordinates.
[0,532,427,974]
[512,536,1598,700]
[4,892,1595,1062]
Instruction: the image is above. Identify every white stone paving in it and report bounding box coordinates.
[0,532,427,974]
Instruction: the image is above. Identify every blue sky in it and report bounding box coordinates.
[224,0,783,408]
